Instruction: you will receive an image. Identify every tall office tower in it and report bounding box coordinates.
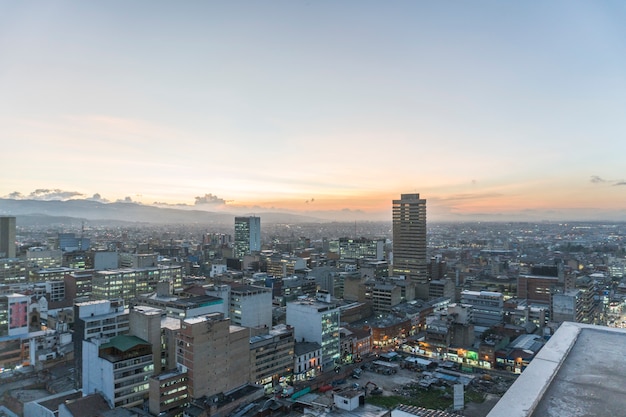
[234,216,261,260]
[392,194,428,291]
[0,216,16,259]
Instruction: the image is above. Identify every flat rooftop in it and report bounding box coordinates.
[487,322,626,417]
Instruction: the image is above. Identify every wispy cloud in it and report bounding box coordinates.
[28,189,84,200]
[591,175,626,186]
[431,193,503,202]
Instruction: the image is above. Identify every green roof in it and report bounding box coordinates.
[100,334,150,352]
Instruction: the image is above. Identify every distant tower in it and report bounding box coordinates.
[0,216,16,258]
[392,194,427,286]
[234,216,261,259]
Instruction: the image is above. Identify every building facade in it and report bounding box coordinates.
[91,266,183,303]
[230,284,273,329]
[392,194,428,291]
[82,334,154,408]
[286,299,340,371]
[460,290,504,327]
[234,216,261,260]
[249,324,294,390]
[0,216,16,259]
[176,313,250,399]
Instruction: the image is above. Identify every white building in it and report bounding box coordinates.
[230,284,272,328]
[460,290,504,327]
[294,341,322,381]
[0,294,30,336]
[74,299,129,384]
[82,334,154,408]
[206,284,273,329]
[334,388,364,411]
[286,298,340,371]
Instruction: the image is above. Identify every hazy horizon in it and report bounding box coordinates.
[2,2,626,222]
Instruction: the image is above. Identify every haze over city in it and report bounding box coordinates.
[2,2,626,222]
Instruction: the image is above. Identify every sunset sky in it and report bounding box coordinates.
[2,1,626,222]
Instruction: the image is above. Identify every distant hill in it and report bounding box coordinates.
[0,198,324,226]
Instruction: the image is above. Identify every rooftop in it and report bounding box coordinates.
[487,322,626,417]
[100,334,150,352]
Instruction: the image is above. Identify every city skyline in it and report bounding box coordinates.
[2,2,626,222]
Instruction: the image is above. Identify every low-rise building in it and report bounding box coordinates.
[293,341,322,381]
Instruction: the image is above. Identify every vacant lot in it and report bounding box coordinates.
[356,366,503,417]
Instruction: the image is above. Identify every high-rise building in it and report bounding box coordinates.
[0,216,16,259]
[392,193,427,289]
[234,216,261,260]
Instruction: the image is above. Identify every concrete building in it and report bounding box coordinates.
[552,290,594,324]
[204,283,273,328]
[148,369,189,417]
[392,194,428,296]
[0,258,27,285]
[286,298,341,371]
[460,290,504,327]
[517,274,560,304]
[82,334,154,408]
[249,324,294,390]
[93,251,119,270]
[331,237,385,262]
[266,254,307,278]
[294,341,322,381]
[91,265,183,304]
[428,279,455,302]
[487,323,626,417]
[234,216,261,260]
[63,269,94,302]
[26,248,63,271]
[133,292,224,320]
[73,299,129,386]
[176,313,250,399]
[0,216,16,259]
[0,293,30,337]
[371,283,403,312]
[128,305,167,375]
[230,284,273,329]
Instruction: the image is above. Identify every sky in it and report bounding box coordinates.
[1,1,626,222]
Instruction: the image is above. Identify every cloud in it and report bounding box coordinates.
[116,196,135,203]
[6,191,24,199]
[152,201,190,207]
[28,189,84,200]
[87,193,109,202]
[590,176,626,186]
[431,193,503,202]
[194,193,227,205]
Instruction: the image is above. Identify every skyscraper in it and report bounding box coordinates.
[0,216,16,259]
[392,193,427,288]
[234,216,261,260]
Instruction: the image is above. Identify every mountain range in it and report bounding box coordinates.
[0,198,324,226]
